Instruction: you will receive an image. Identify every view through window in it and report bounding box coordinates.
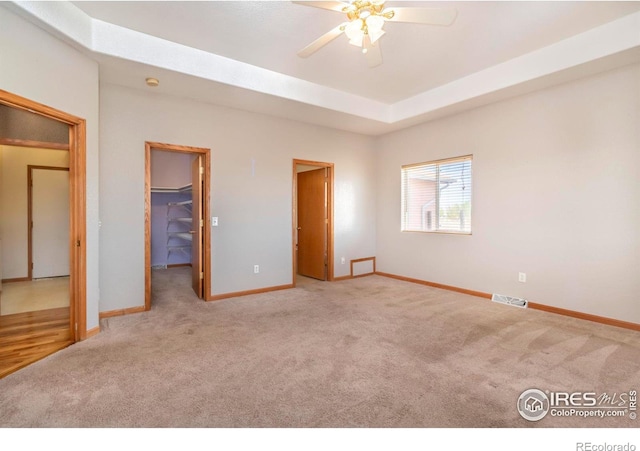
[401,155,472,234]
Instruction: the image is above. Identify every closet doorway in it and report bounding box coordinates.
[292,159,334,284]
[144,142,211,309]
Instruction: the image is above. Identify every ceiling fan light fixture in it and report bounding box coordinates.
[381,8,395,20]
[369,28,385,44]
[365,15,385,43]
[345,18,365,46]
[366,14,384,31]
[345,18,363,37]
[349,36,364,47]
[295,1,458,67]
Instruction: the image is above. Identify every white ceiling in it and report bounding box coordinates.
[71,1,640,102]
[8,1,640,135]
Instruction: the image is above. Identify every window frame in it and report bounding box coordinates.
[401,154,473,235]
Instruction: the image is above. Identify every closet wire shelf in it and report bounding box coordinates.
[152,184,194,261]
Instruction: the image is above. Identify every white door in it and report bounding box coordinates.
[32,168,70,279]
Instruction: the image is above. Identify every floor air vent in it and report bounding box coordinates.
[492,293,528,308]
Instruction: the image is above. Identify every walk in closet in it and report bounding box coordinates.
[150,184,193,267]
[149,150,196,269]
[148,146,206,301]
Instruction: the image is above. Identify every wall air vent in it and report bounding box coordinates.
[492,293,528,308]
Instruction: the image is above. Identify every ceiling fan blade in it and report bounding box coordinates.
[363,35,382,68]
[298,24,346,58]
[386,7,458,26]
[292,1,348,13]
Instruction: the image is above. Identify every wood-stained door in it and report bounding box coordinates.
[297,168,327,280]
[191,155,203,298]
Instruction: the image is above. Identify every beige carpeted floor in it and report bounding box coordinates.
[0,267,638,428]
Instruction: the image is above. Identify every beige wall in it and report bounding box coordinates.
[376,63,640,324]
[99,83,377,310]
[0,6,100,329]
[0,146,69,279]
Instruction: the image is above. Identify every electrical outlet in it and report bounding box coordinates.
[341,257,346,265]
[518,272,526,283]
[211,217,218,227]
[254,265,260,274]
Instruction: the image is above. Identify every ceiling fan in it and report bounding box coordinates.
[294,1,458,67]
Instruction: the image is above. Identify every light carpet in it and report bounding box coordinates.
[0,267,638,428]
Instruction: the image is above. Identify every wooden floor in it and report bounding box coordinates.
[0,307,73,379]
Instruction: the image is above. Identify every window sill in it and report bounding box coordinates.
[401,230,472,236]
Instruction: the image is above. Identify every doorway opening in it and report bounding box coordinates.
[0,89,87,378]
[292,159,334,286]
[144,142,211,309]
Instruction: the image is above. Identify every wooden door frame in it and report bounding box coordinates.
[190,155,204,298]
[292,159,334,286]
[144,142,211,309]
[27,165,70,280]
[0,89,87,341]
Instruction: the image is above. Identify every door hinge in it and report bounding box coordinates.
[200,272,204,280]
[74,323,78,332]
[199,166,204,175]
[200,219,204,227]
[76,239,81,247]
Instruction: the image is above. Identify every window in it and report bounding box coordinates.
[401,155,472,234]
